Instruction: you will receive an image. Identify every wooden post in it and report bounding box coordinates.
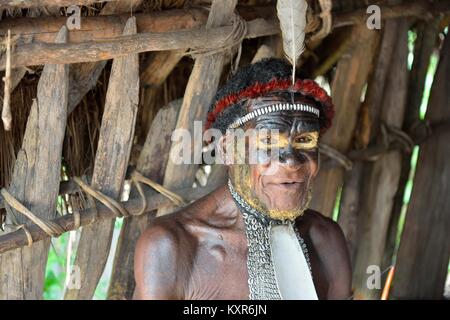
[310,24,379,217]
[157,0,238,216]
[382,19,440,271]
[107,100,181,300]
[66,0,144,115]
[0,27,69,299]
[337,20,397,263]
[352,19,410,300]
[391,33,450,299]
[64,17,139,300]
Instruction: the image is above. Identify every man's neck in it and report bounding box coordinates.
[190,184,245,231]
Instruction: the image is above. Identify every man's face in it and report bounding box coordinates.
[228,94,320,221]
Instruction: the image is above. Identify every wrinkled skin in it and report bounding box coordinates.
[133,93,352,300]
[228,93,321,221]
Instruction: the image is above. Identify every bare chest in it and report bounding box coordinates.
[184,229,250,300]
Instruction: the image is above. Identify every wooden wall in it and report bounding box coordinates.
[0,0,449,300]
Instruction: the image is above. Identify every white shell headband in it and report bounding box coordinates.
[228,102,320,129]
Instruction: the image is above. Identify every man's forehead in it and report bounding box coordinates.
[254,111,320,133]
[245,92,320,132]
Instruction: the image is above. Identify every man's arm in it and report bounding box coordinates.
[310,215,352,299]
[133,224,182,299]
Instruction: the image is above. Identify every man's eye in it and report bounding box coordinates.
[295,136,311,144]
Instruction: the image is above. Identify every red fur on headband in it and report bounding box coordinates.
[205,78,334,133]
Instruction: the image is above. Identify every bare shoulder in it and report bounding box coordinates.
[302,209,352,299]
[304,209,347,247]
[133,211,195,300]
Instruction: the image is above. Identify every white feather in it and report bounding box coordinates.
[276,0,308,84]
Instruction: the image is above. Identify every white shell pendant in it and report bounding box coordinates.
[270,222,318,300]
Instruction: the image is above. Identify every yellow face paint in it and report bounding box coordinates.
[230,164,312,221]
[255,130,319,151]
[291,131,319,150]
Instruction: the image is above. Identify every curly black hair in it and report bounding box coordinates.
[208,58,329,133]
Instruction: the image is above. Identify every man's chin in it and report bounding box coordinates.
[263,191,312,221]
[266,208,305,221]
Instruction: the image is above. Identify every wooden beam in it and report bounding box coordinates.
[0,182,218,255]
[0,9,208,43]
[0,18,277,71]
[0,27,69,299]
[65,0,144,114]
[107,100,181,300]
[391,33,450,300]
[310,25,380,217]
[64,17,139,300]
[140,50,185,87]
[0,0,115,9]
[352,19,410,300]
[157,0,238,216]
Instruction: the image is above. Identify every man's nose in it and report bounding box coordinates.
[278,148,308,168]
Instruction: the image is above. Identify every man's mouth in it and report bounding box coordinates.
[271,181,305,190]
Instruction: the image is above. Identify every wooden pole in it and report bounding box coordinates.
[107,100,181,300]
[337,19,395,263]
[2,1,448,43]
[352,19,410,300]
[310,25,380,217]
[0,18,277,71]
[391,33,450,299]
[382,18,441,272]
[0,183,217,255]
[64,17,139,300]
[0,26,69,299]
[66,0,145,115]
[0,9,208,43]
[157,0,238,216]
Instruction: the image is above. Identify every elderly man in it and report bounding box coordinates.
[133,58,352,300]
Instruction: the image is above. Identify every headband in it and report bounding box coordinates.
[205,78,334,133]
